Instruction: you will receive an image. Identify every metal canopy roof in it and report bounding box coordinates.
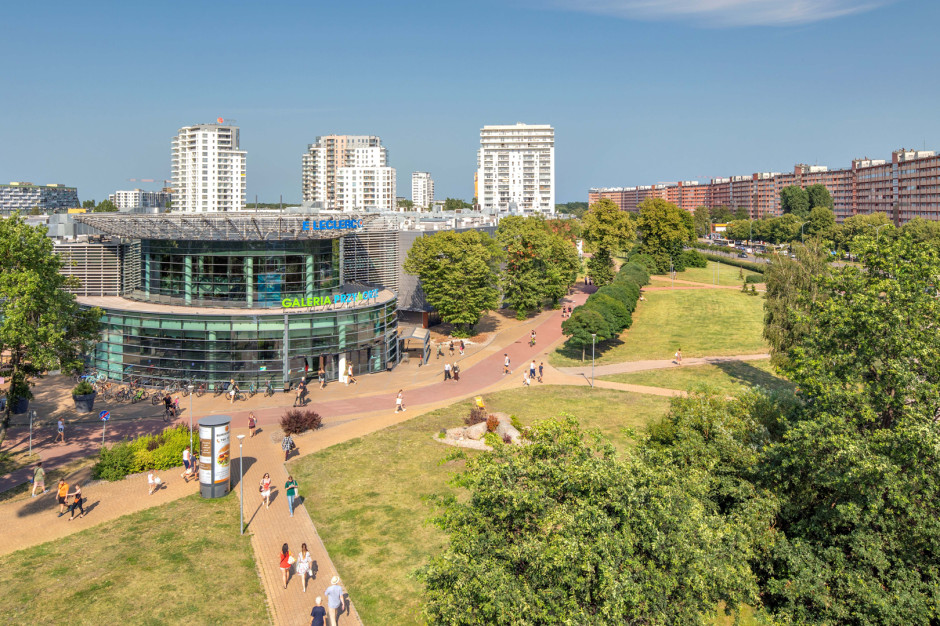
[72,212,392,241]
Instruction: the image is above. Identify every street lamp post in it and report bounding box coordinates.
[237,434,246,535]
[591,333,597,389]
[188,385,195,446]
[800,222,807,243]
[875,223,888,238]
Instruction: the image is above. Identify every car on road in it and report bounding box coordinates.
[738,252,748,259]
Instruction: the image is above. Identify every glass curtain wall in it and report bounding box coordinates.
[90,299,397,389]
[135,239,339,308]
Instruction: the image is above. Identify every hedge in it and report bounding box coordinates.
[700,253,766,274]
[744,274,765,284]
[569,261,648,346]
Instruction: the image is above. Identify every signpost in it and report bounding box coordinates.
[99,410,110,445]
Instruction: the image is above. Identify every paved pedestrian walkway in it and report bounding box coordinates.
[556,353,770,378]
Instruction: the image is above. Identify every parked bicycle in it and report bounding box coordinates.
[130,388,148,404]
[264,379,276,397]
[247,382,257,398]
[194,382,207,397]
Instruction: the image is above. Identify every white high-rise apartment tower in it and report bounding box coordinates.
[171,122,246,212]
[302,135,395,210]
[477,123,554,214]
[411,172,434,209]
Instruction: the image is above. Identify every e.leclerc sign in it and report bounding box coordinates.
[281,288,379,308]
[301,219,363,231]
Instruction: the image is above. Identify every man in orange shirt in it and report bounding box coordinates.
[57,479,69,517]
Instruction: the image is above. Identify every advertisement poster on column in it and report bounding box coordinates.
[214,425,231,483]
[199,424,213,484]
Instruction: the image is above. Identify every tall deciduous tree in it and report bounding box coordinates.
[581,198,635,254]
[805,183,833,210]
[0,214,102,444]
[403,230,500,336]
[805,206,835,239]
[420,417,769,625]
[693,205,710,238]
[586,248,614,286]
[635,198,694,274]
[93,199,118,213]
[779,186,810,219]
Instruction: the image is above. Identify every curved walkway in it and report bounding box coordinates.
[556,353,770,378]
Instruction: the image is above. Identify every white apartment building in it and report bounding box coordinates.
[337,164,397,211]
[477,123,555,214]
[411,172,434,209]
[171,123,246,212]
[302,135,391,209]
[108,188,171,210]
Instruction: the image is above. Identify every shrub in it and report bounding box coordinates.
[91,424,198,481]
[616,261,650,287]
[585,294,631,333]
[745,274,764,284]
[465,406,487,426]
[700,253,765,274]
[678,249,707,269]
[72,380,95,396]
[628,253,658,275]
[92,441,135,481]
[502,433,512,444]
[280,409,323,436]
[510,415,523,431]
[486,414,499,433]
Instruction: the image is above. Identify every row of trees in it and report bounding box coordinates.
[421,233,940,623]
[403,216,579,334]
[81,199,119,212]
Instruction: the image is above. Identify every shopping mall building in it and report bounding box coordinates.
[61,213,407,389]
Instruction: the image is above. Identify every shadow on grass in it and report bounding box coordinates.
[554,336,626,363]
[712,360,794,393]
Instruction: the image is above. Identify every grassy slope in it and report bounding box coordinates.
[649,260,761,287]
[601,359,793,395]
[552,288,768,367]
[0,494,267,625]
[291,386,671,625]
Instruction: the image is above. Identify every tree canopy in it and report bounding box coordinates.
[805,183,833,210]
[442,197,473,211]
[635,198,694,273]
[93,199,118,213]
[403,230,500,335]
[0,214,102,443]
[581,198,635,254]
[779,185,810,219]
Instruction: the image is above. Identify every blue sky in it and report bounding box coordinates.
[0,0,937,203]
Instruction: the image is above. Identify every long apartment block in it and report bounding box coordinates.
[0,182,79,214]
[590,148,940,224]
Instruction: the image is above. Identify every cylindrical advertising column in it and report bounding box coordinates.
[198,415,231,498]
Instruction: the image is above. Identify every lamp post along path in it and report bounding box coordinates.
[237,434,246,535]
[591,333,597,388]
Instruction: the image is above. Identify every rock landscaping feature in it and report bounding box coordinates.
[435,412,522,451]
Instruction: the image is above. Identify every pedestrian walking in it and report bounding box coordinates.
[311,596,327,626]
[395,389,406,413]
[452,363,460,382]
[529,360,536,380]
[67,483,85,521]
[282,433,295,461]
[285,475,298,517]
[436,344,443,359]
[675,348,683,365]
[57,479,70,515]
[228,379,239,405]
[318,366,326,389]
[443,362,451,381]
[55,419,66,444]
[346,363,357,385]
[295,543,313,592]
[147,470,161,495]
[449,341,455,356]
[180,446,193,481]
[260,472,272,509]
[294,380,306,407]
[31,462,47,497]
[248,412,256,438]
[459,340,465,355]
[529,330,536,346]
[325,576,345,626]
[503,354,511,375]
[279,543,293,589]
[538,362,544,383]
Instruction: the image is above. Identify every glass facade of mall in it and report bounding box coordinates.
[133,239,340,308]
[90,298,398,388]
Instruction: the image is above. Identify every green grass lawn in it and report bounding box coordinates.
[649,261,762,287]
[600,359,793,395]
[290,386,671,625]
[552,288,768,367]
[0,494,267,625]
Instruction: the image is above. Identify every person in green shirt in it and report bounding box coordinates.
[31,462,47,497]
[285,476,298,517]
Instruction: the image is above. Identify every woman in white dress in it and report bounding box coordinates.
[295,542,313,592]
[259,472,272,509]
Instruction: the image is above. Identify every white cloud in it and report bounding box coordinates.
[547,0,892,26]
